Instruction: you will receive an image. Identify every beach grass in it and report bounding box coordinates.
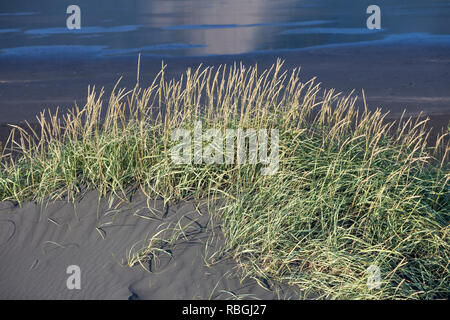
[0,60,448,299]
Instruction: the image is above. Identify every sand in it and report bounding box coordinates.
[0,190,298,300]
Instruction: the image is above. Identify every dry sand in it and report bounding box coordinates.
[0,190,297,300]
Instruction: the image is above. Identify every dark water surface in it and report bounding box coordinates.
[1,0,450,57]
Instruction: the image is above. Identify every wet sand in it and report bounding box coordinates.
[1,42,449,145]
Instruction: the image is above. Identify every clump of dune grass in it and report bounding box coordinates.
[0,60,448,299]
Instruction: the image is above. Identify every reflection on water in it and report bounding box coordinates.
[0,0,449,57]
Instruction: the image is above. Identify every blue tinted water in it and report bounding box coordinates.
[0,0,449,57]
